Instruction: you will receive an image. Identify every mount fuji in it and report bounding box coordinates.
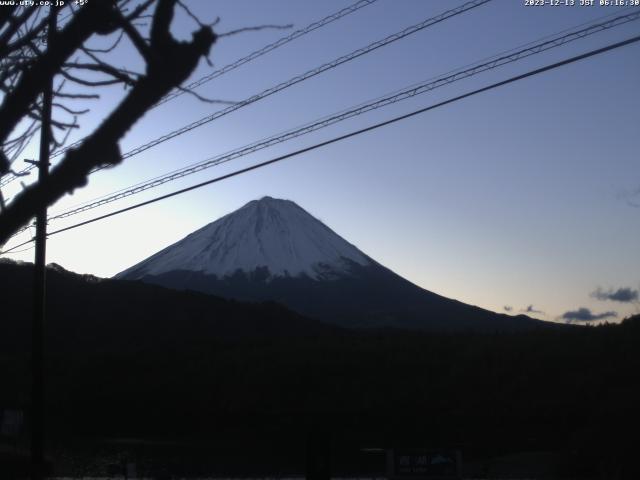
[116,197,544,331]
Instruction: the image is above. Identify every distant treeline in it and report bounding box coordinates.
[1,261,639,477]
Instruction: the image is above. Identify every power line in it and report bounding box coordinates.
[2,243,35,254]
[51,0,493,165]
[49,6,640,215]
[3,32,638,255]
[156,0,379,107]
[0,0,379,187]
[44,10,640,222]
[4,7,639,243]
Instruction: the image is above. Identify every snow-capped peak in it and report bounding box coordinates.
[117,197,372,281]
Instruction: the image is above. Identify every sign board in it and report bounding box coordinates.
[387,448,461,479]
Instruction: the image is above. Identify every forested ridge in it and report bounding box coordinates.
[1,261,638,477]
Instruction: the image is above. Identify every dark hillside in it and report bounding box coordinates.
[1,261,639,477]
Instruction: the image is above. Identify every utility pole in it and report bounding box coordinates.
[31,7,56,480]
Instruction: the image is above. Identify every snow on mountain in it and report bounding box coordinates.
[117,197,372,281]
[116,196,550,332]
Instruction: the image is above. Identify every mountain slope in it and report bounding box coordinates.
[117,197,547,332]
[0,259,339,357]
[117,196,371,281]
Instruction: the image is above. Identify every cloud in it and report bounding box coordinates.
[521,304,544,315]
[590,287,639,303]
[504,305,513,312]
[619,186,640,207]
[561,307,617,323]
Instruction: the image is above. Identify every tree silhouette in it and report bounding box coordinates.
[0,0,217,246]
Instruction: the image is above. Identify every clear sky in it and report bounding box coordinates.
[3,0,640,323]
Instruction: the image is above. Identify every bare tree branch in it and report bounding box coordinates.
[0,10,48,57]
[0,1,120,145]
[52,103,90,116]
[176,85,237,105]
[83,30,125,54]
[63,61,140,86]
[0,6,37,56]
[218,24,293,38]
[59,69,126,87]
[0,0,216,245]
[54,92,100,99]
[124,0,157,21]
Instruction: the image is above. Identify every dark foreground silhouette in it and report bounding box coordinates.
[1,261,639,478]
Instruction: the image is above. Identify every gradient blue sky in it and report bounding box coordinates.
[4,0,640,323]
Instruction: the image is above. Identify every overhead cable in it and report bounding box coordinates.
[47,10,640,221]
[50,0,493,164]
[0,0,379,187]
[3,32,638,255]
